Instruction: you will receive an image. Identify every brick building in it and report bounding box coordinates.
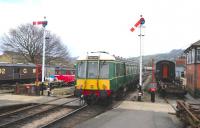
[184,40,200,97]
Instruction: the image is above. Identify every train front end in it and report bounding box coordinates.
[74,52,114,104]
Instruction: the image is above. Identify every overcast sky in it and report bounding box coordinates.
[0,0,199,57]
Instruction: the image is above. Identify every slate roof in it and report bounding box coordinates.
[184,40,200,53]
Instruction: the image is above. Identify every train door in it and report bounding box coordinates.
[20,68,28,79]
[86,61,98,90]
[163,64,169,79]
[13,67,20,79]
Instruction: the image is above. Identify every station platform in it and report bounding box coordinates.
[0,86,75,108]
[0,94,57,107]
[75,101,183,128]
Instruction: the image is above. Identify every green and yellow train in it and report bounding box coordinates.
[74,51,139,104]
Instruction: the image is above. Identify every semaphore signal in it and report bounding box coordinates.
[130,16,145,32]
[130,15,145,101]
[33,17,48,85]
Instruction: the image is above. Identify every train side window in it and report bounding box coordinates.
[99,61,109,78]
[14,68,20,73]
[33,69,36,73]
[71,70,75,75]
[23,68,27,73]
[0,68,6,74]
[181,72,184,78]
[116,63,120,76]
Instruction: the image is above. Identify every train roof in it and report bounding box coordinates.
[0,63,36,67]
[156,60,175,64]
[77,52,116,61]
[0,63,76,69]
[77,52,138,65]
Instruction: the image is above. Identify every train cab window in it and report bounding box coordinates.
[55,70,60,75]
[66,70,75,75]
[77,61,86,78]
[66,70,70,75]
[88,62,98,78]
[71,70,75,75]
[99,61,109,78]
[61,69,66,75]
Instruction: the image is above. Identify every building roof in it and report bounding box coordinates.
[184,40,200,53]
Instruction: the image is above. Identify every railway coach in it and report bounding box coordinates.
[0,63,36,84]
[155,60,175,83]
[155,60,186,96]
[0,63,75,86]
[74,51,139,104]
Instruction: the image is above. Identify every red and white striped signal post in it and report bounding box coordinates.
[33,17,48,83]
[130,15,145,101]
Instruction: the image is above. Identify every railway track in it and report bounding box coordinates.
[0,84,15,94]
[164,97,177,112]
[0,81,141,128]
[0,95,77,128]
[42,86,140,128]
[0,90,14,94]
[39,104,88,128]
[0,95,74,117]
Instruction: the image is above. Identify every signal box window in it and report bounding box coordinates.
[197,49,200,63]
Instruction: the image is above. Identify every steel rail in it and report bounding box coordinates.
[39,104,88,128]
[164,97,177,111]
[0,94,73,117]
[0,97,78,127]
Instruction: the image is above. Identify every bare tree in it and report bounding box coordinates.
[1,24,70,64]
